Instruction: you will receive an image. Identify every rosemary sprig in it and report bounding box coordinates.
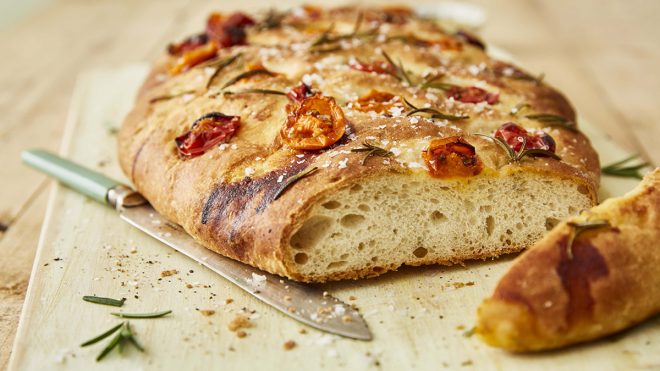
[111,309,172,319]
[511,72,545,85]
[565,220,611,259]
[206,53,242,90]
[351,141,393,165]
[601,155,649,179]
[149,90,196,104]
[83,296,126,307]
[381,50,412,85]
[222,69,275,89]
[351,12,364,37]
[274,167,319,200]
[256,8,287,30]
[463,327,476,338]
[509,103,531,116]
[81,322,144,362]
[311,23,336,46]
[403,97,469,121]
[80,323,124,347]
[223,88,287,96]
[478,134,561,163]
[525,113,577,132]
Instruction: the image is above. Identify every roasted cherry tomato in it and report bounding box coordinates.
[348,59,395,75]
[352,90,403,115]
[169,42,218,75]
[423,136,484,178]
[206,12,255,48]
[167,33,209,56]
[281,93,347,150]
[287,83,313,102]
[447,86,499,105]
[454,30,486,50]
[175,112,240,157]
[494,122,556,153]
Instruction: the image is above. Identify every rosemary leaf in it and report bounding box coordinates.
[83,296,126,307]
[381,50,412,85]
[149,90,196,104]
[351,141,393,165]
[463,327,476,338]
[223,88,287,96]
[96,330,124,362]
[525,113,577,132]
[352,12,363,36]
[601,155,649,180]
[510,103,531,116]
[81,323,124,347]
[111,310,172,319]
[565,220,610,259]
[519,148,561,161]
[274,167,319,200]
[222,69,274,89]
[406,108,468,121]
[123,322,144,352]
[311,23,335,46]
[206,53,242,90]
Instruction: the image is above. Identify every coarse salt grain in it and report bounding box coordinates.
[277,175,284,183]
[338,158,348,169]
[245,167,255,176]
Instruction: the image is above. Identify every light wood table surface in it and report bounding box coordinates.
[1,0,658,368]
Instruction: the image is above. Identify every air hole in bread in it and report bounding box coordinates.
[429,198,439,204]
[413,247,428,258]
[357,242,365,251]
[431,211,447,224]
[577,184,590,195]
[373,267,385,273]
[340,214,365,228]
[545,217,560,231]
[486,216,495,236]
[294,253,308,264]
[371,256,378,262]
[358,204,370,212]
[350,184,363,193]
[322,200,341,209]
[340,253,349,259]
[290,216,333,250]
[327,261,346,269]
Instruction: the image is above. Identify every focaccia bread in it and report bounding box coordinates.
[117,5,599,282]
[476,168,659,352]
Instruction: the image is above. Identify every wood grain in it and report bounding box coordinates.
[1,0,659,368]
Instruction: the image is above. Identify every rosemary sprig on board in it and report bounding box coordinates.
[477,134,561,163]
[206,53,242,90]
[81,322,144,362]
[222,69,275,89]
[601,155,649,179]
[525,113,577,132]
[274,167,319,200]
[351,141,393,165]
[403,97,469,121]
[83,296,126,307]
[111,310,172,319]
[565,220,611,259]
[381,50,413,85]
[223,88,287,96]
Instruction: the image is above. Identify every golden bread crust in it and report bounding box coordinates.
[477,169,660,351]
[118,6,600,282]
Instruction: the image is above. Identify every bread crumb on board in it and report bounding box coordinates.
[228,314,253,332]
[198,309,215,316]
[160,269,178,277]
[283,340,296,350]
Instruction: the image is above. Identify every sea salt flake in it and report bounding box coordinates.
[338,158,348,169]
[245,167,255,176]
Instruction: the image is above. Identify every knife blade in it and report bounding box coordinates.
[22,149,372,341]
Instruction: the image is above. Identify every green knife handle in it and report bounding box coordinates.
[21,149,121,205]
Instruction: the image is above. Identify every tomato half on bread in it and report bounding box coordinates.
[423,136,484,178]
[281,93,347,150]
[175,112,240,157]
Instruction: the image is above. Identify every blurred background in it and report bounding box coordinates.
[0,0,658,368]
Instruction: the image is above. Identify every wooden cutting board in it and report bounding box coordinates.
[8,65,659,370]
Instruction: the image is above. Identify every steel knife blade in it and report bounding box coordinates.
[22,149,372,341]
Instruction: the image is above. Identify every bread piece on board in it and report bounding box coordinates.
[476,168,660,351]
[118,6,599,282]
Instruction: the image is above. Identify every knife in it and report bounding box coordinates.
[22,149,372,341]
